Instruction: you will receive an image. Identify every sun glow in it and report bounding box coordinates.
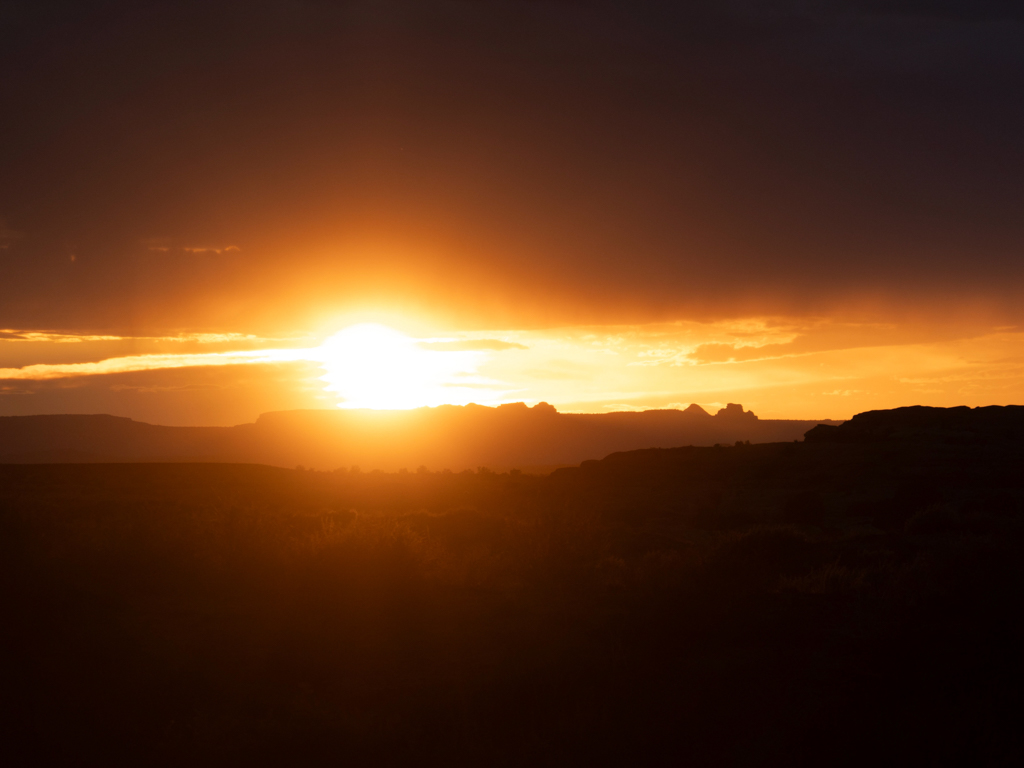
[317,323,497,409]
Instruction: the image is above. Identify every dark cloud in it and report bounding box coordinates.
[851,1,1024,21]
[1,1,1022,331]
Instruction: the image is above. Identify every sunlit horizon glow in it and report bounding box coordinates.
[3,3,1024,427]
[315,324,507,409]
[1,315,1024,425]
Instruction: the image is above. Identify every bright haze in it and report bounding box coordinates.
[2,0,1023,425]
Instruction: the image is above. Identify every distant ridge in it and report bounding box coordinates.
[0,403,839,471]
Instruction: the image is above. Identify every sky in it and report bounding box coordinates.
[2,0,1023,424]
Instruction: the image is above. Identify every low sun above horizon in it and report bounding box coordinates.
[2,315,1023,423]
[315,323,497,410]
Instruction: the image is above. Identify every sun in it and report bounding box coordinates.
[316,323,490,410]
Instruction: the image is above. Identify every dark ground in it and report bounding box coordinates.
[2,433,1023,765]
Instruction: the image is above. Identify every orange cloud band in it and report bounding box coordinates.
[0,349,310,381]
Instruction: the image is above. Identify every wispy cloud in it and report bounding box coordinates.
[0,330,124,343]
[140,238,241,255]
[183,245,241,254]
[417,339,527,352]
[0,330,283,345]
[0,349,309,381]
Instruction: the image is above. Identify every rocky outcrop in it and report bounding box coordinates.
[715,403,758,421]
[804,405,1024,444]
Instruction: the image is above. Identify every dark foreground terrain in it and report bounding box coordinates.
[2,407,1023,766]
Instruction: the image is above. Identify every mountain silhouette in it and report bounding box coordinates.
[0,403,838,470]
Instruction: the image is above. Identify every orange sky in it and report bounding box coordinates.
[2,316,1022,425]
[2,2,1023,424]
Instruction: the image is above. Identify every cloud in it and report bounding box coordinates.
[682,319,1015,366]
[0,330,291,345]
[183,245,241,254]
[164,332,279,344]
[0,348,310,381]
[525,369,584,381]
[5,0,1024,334]
[0,329,123,343]
[687,342,795,365]
[109,382,223,394]
[141,240,243,255]
[417,339,528,352]
[141,237,172,253]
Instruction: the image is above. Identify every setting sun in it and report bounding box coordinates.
[316,323,492,409]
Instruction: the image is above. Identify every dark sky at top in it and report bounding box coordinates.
[2,0,1023,333]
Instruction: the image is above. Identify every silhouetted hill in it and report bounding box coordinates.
[805,404,1024,444]
[2,423,1022,765]
[0,403,839,470]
